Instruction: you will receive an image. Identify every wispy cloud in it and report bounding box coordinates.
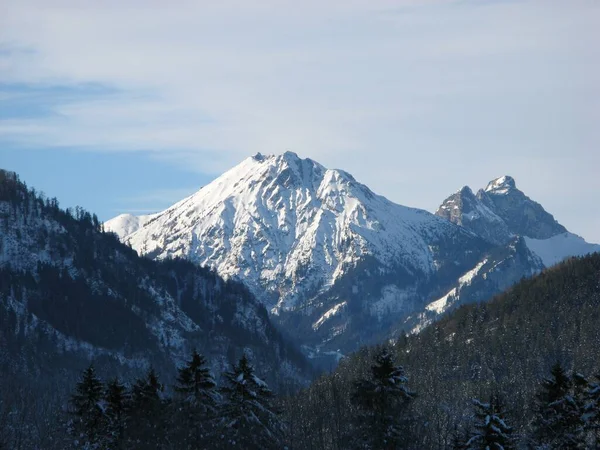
[1,0,599,239]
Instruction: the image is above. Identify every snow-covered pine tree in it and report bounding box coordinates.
[173,350,219,449]
[219,354,283,449]
[127,368,168,450]
[350,347,415,449]
[465,393,514,450]
[104,377,129,449]
[531,362,585,449]
[68,364,105,449]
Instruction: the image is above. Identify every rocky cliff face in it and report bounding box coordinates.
[436,175,568,244]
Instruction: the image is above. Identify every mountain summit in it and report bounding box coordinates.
[436,175,568,245]
[107,152,484,312]
[107,156,599,356]
[107,152,489,354]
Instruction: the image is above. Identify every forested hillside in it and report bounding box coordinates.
[0,169,310,448]
[283,253,600,449]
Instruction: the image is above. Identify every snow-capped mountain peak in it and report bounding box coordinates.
[484,175,516,195]
[106,158,599,356]
[107,152,484,320]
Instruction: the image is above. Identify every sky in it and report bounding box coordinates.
[1,0,599,241]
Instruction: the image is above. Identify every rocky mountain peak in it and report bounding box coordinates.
[436,175,568,243]
[107,152,484,316]
[484,175,516,195]
[436,183,510,245]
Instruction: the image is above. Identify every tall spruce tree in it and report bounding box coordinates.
[465,394,514,450]
[219,354,283,449]
[127,368,168,450]
[69,365,105,449]
[350,347,415,449]
[104,377,129,449]
[173,350,218,449]
[531,362,585,449]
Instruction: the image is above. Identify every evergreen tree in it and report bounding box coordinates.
[350,347,415,449]
[173,350,218,449]
[219,354,283,449]
[104,377,129,449]
[465,394,514,450]
[68,364,105,449]
[127,368,168,450]
[531,362,585,449]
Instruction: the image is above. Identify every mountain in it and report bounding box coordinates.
[0,169,310,392]
[435,185,511,245]
[107,152,492,357]
[107,155,599,359]
[284,253,600,449]
[407,175,600,333]
[436,175,569,245]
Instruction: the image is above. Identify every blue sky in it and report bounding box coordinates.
[1,0,599,241]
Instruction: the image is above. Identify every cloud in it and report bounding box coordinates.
[1,0,599,240]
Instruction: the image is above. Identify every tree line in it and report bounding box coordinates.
[61,347,600,449]
[64,351,282,449]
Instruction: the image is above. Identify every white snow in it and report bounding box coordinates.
[524,232,600,267]
[313,301,347,330]
[425,259,487,315]
[108,152,461,311]
[104,213,156,239]
[458,259,487,285]
[425,288,457,314]
[484,175,515,195]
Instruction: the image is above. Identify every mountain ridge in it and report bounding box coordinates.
[105,154,600,357]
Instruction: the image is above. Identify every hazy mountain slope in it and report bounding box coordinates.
[0,169,310,389]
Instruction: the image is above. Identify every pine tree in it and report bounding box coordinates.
[173,350,218,449]
[127,368,168,450]
[219,354,283,449]
[465,393,514,450]
[350,347,415,449]
[531,362,585,449]
[69,364,105,449]
[104,377,129,449]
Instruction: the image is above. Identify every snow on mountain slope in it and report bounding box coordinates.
[104,213,156,239]
[524,232,600,267]
[112,152,482,314]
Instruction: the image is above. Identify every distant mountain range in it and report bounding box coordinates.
[106,152,600,361]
